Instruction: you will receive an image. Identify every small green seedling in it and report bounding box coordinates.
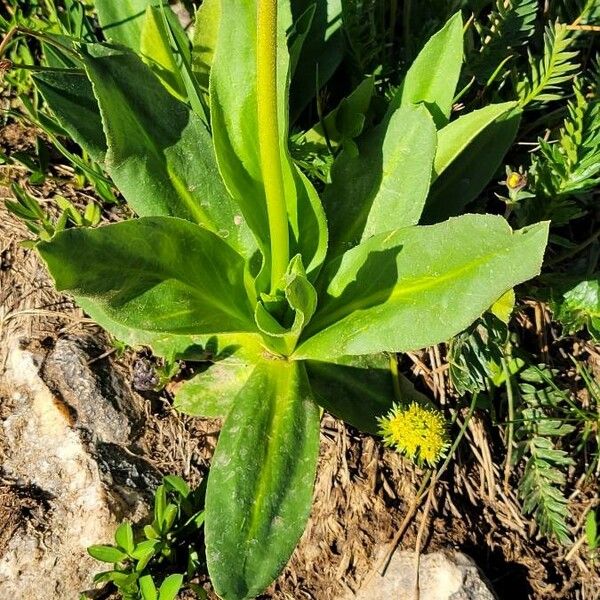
[85,475,206,600]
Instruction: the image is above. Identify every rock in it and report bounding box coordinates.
[42,336,143,445]
[353,550,498,600]
[0,337,159,600]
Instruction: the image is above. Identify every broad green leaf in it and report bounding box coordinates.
[37,217,256,336]
[33,71,106,163]
[210,0,327,276]
[76,295,262,363]
[323,104,437,257]
[158,574,184,600]
[296,215,549,361]
[423,110,521,224]
[95,0,157,50]
[114,522,134,554]
[174,358,256,418]
[192,0,220,97]
[87,544,127,563]
[139,575,158,600]
[80,44,255,259]
[306,354,396,434]
[205,359,320,600]
[388,12,463,128]
[433,102,518,177]
[140,6,186,99]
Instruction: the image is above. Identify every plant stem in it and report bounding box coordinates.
[257,0,289,292]
[502,357,515,492]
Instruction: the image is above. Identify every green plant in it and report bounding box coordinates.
[511,76,600,227]
[5,183,101,246]
[517,22,579,108]
[1,1,118,203]
[10,4,549,599]
[510,358,600,543]
[85,475,206,600]
[586,509,599,559]
[469,0,538,83]
[513,365,576,543]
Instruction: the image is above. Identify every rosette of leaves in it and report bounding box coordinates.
[20,3,549,599]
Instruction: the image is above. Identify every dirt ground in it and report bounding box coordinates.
[0,122,598,600]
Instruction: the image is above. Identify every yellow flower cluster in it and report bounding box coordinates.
[378,402,448,466]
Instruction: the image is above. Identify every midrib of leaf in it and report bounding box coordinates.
[166,163,217,229]
[245,362,293,545]
[309,246,513,335]
[519,26,575,108]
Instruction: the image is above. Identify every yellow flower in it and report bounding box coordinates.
[378,402,448,466]
[506,170,527,191]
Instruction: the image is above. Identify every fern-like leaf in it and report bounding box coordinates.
[513,366,575,543]
[470,0,538,82]
[519,433,573,544]
[515,76,600,225]
[517,22,579,107]
[536,81,600,195]
[448,313,510,395]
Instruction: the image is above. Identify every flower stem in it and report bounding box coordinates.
[257,0,289,292]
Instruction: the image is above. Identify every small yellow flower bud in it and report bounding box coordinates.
[506,171,527,191]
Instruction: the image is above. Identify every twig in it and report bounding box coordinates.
[87,347,117,366]
[413,484,435,600]
[0,26,17,58]
[566,24,600,32]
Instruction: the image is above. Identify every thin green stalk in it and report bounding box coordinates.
[502,357,515,491]
[257,0,289,292]
[389,354,402,403]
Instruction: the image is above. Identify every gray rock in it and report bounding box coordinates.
[353,550,498,600]
[0,337,159,600]
[42,336,143,445]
